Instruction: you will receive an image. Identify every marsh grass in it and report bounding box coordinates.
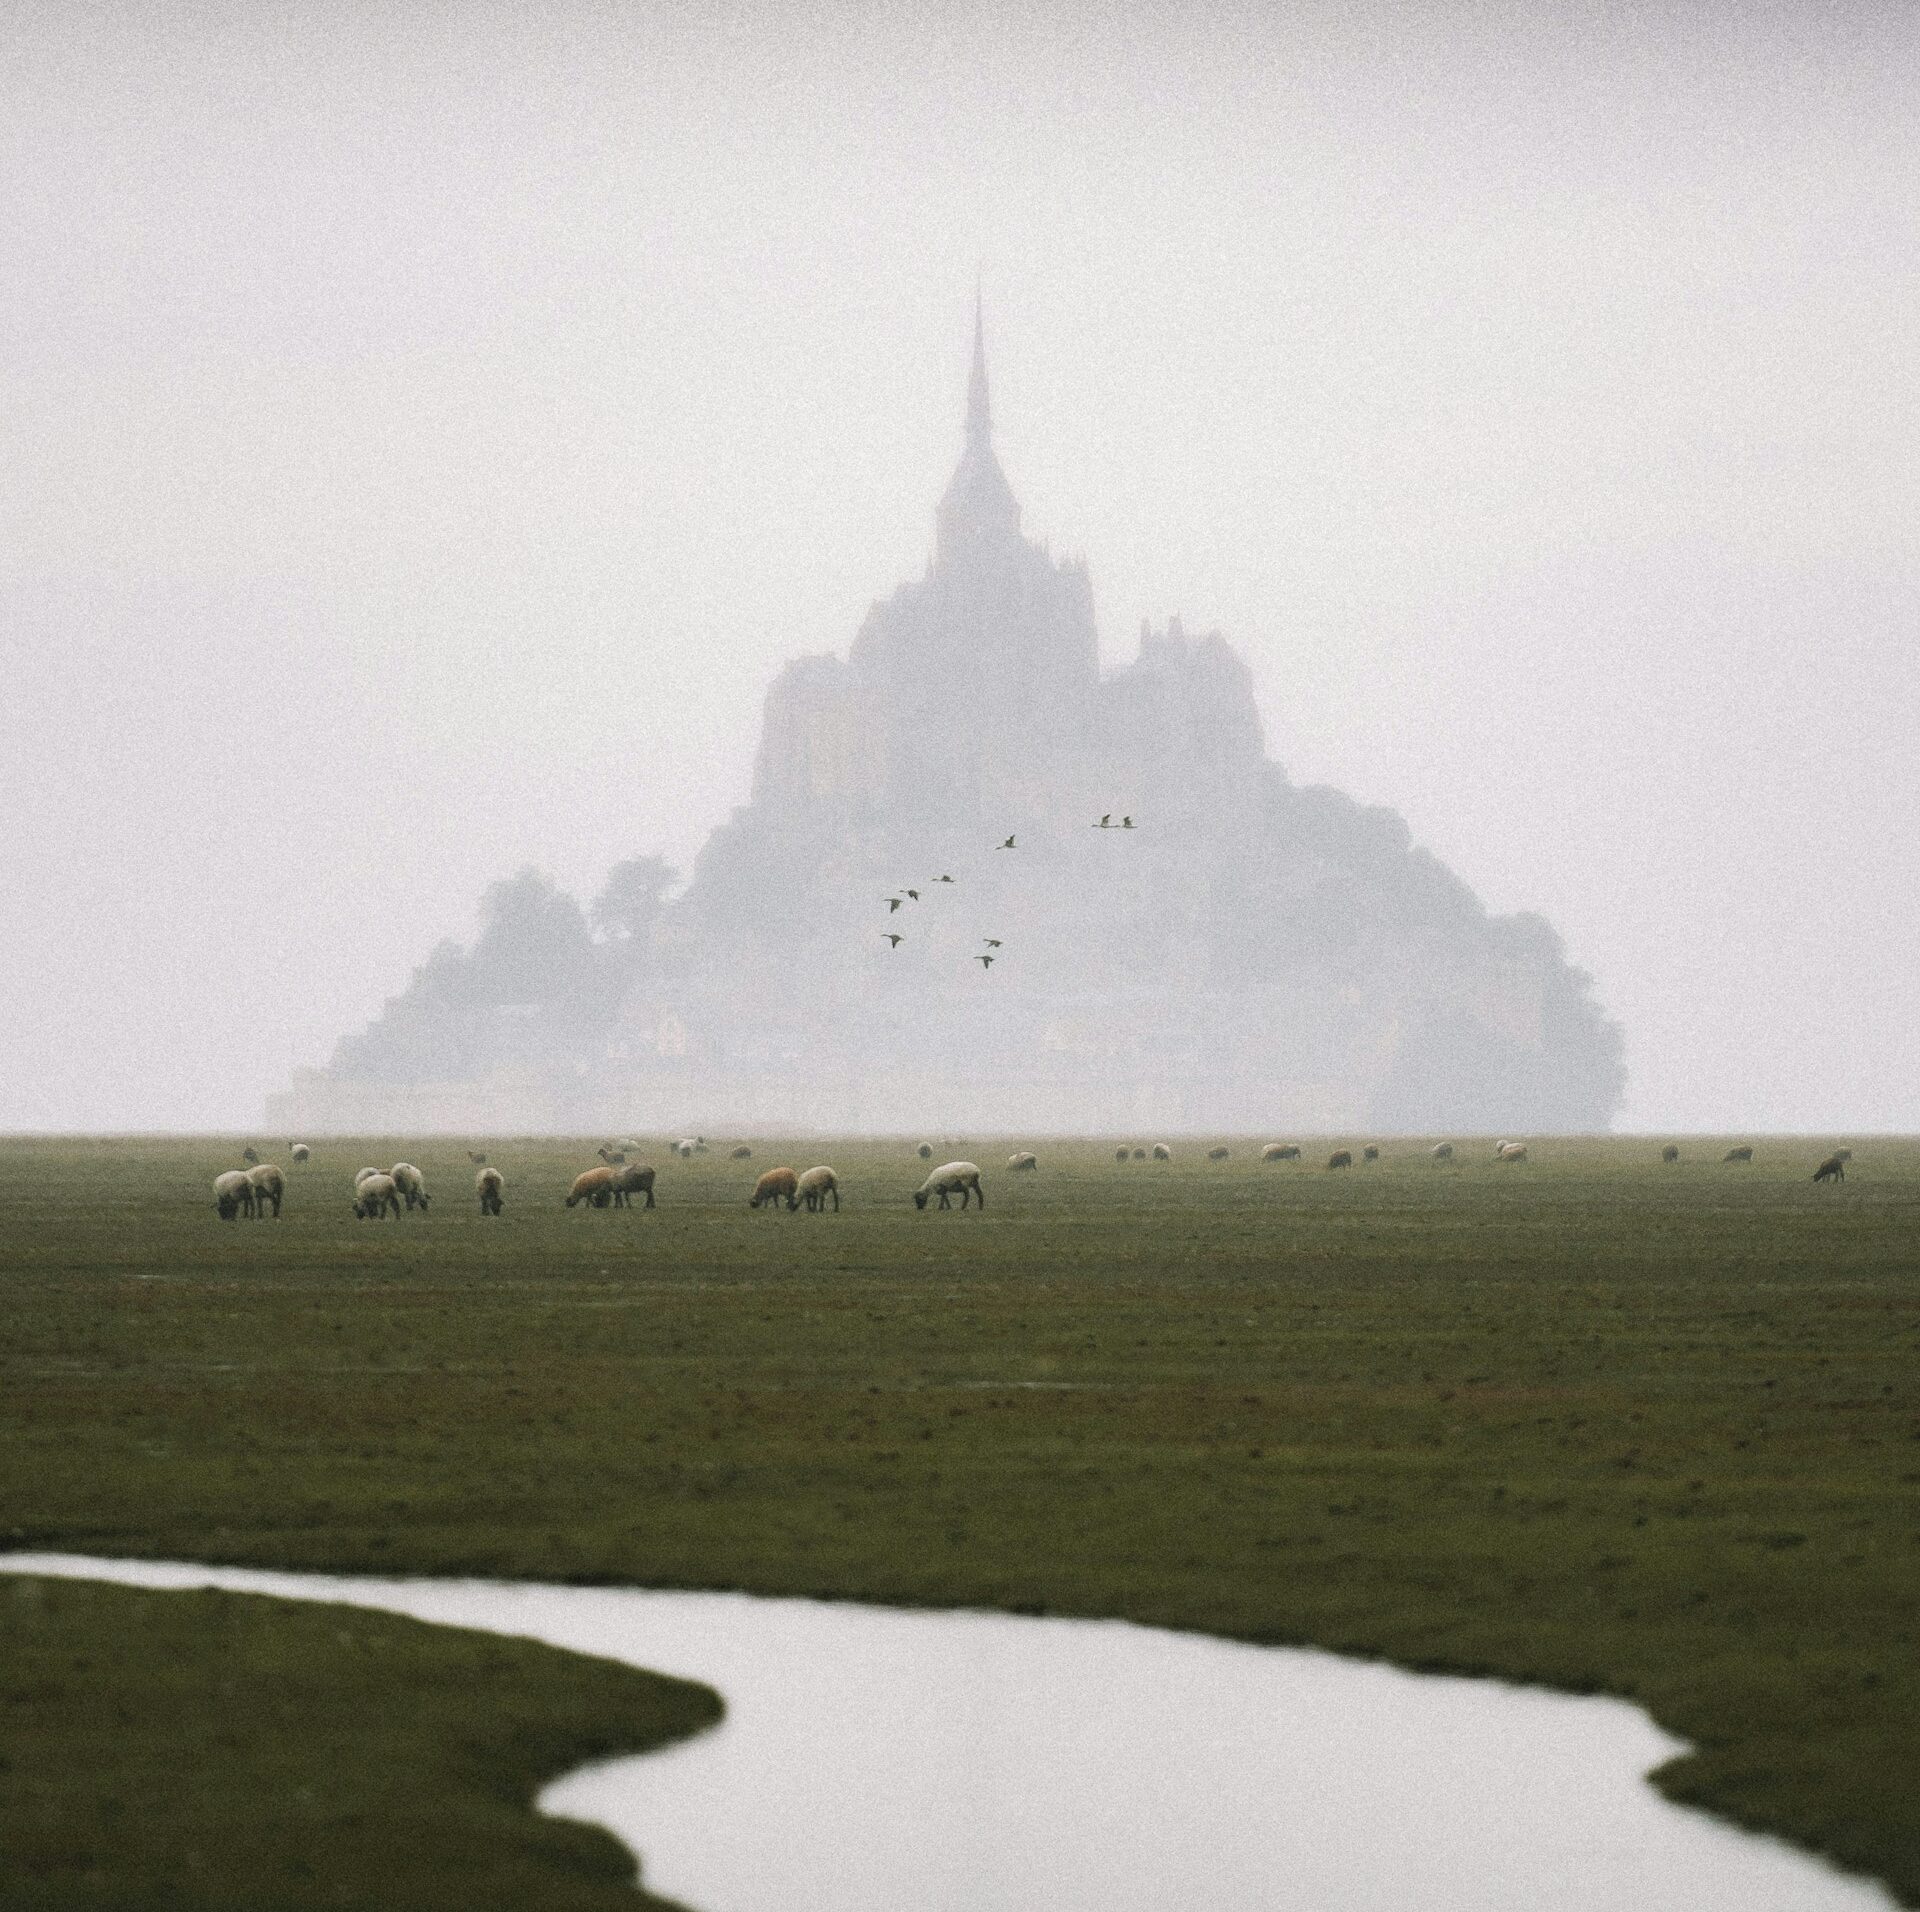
[2,1134,1916,1905]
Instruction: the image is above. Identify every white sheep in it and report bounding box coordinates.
[354,1167,381,1188]
[213,1169,255,1220]
[674,1138,696,1159]
[1431,1142,1455,1161]
[795,1165,840,1212]
[914,1161,983,1211]
[1495,1142,1529,1163]
[1008,1151,1038,1171]
[246,1163,285,1218]
[476,1166,504,1214]
[390,1162,430,1211]
[1261,1143,1301,1162]
[1150,1143,1172,1161]
[289,1142,311,1165]
[354,1172,401,1219]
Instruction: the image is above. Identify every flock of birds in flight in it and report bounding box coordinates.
[881,814,1138,967]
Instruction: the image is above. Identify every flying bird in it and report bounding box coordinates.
[885,933,904,947]
[983,938,1002,947]
[933,874,955,884]
[1121,816,1134,829]
[905,888,920,901]
[977,954,995,968]
[998,835,1016,849]
[887,896,903,912]
[1094,814,1112,828]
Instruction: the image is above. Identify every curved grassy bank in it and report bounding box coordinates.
[1,1134,1915,1906]
[0,1572,717,1910]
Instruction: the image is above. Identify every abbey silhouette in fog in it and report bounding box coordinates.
[278,307,1625,1133]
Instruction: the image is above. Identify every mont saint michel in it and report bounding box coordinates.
[276,313,1625,1136]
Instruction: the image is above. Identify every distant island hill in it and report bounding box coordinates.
[275,307,1624,1135]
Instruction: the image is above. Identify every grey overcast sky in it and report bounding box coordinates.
[2,1,1915,1132]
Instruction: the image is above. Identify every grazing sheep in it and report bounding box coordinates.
[1661,1144,1681,1163]
[730,1145,753,1160]
[1362,1145,1380,1163]
[1008,1151,1038,1172]
[1132,1148,1147,1161]
[1496,1143,1529,1163]
[353,1173,401,1220]
[1261,1143,1300,1163]
[914,1161,984,1211]
[565,1166,617,1209]
[1115,1147,1131,1162]
[1207,1146,1230,1161]
[1430,1142,1454,1161]
[1813,1152,1847,1184]
[750,1166,799,1211]
[242,1146,260,1165]
[476,1166,505,1214]
[611,1163,656,1209]
[212,1169,254,1220]
[917,1142,934,1160]
[354,1167,381,1189]
[1327,1149,1353,1170]
[597,1145,626,1166]
[675,1139,696,1159]
[795,1165,840,1212]
[1150,1143,1172,1161]
[390,1163,430,1212]
[1723,1146,1754,1164]
[289,1143,310,1165]
[245,1163,285,1218]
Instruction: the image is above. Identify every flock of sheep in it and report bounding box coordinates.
[208,1136,1859,1221]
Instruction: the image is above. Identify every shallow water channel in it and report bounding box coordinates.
[4,1553,1895,1911]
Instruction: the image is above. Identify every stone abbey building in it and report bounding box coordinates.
[277,312,1624,1135]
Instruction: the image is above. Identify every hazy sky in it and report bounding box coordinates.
[3,1,1915,1132]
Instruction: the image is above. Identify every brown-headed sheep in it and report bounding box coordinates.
[1813,1152,1847,1183]
[213,1169,254,1220]
[750,1166,799,1211]
[565,1166,617,1209]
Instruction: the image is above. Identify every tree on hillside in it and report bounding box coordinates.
[591,855,679,948]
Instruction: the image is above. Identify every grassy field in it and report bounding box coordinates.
[2,1133,1916,1908]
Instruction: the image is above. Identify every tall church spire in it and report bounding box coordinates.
[936,291,1021,563]
[967,288,992,447]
